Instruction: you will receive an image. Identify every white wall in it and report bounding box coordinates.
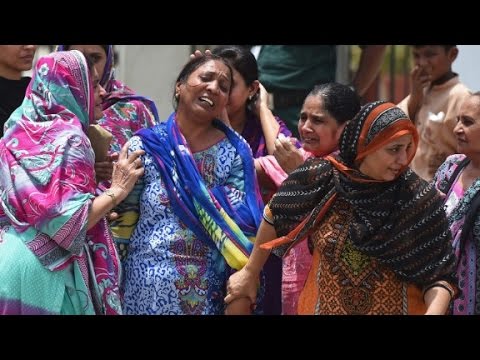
[32,45,480,116]
[29,46,192,121]
[454,45,480,92]
[115,45,191,121]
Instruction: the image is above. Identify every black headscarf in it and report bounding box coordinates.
[269,101,456,286]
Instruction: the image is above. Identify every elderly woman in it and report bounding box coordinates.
[226,101,458,315]
[0,50,144,315]
[434,92,480,315]
[121,54,264,315]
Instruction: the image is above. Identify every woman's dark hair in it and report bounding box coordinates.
[212,45,258,86]
[212,45,259,106]
[307,82,361,125]
[173,54,233,109]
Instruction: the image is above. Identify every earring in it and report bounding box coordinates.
[248,95,253,101]
[175,93,179,100]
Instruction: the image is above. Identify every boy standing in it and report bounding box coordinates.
[398,45,470,181]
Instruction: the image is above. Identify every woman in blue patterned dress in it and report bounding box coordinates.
[122,54,264,314]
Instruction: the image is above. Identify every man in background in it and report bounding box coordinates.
[256,45,386,136]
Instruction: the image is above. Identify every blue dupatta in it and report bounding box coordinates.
[136,113,263,270]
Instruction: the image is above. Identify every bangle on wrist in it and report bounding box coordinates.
[104,188,117,208]
[263,205,274,226]
[423,280,456,301]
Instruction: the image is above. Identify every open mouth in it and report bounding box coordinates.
[199,97,214,107]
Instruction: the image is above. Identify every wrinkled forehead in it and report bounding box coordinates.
[460,94,480,114]
[192,59,230,79]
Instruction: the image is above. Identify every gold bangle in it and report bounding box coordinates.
[104,188,117,208]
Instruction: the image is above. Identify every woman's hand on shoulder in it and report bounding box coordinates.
[110,142,145,199]
[94,152,118,183]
